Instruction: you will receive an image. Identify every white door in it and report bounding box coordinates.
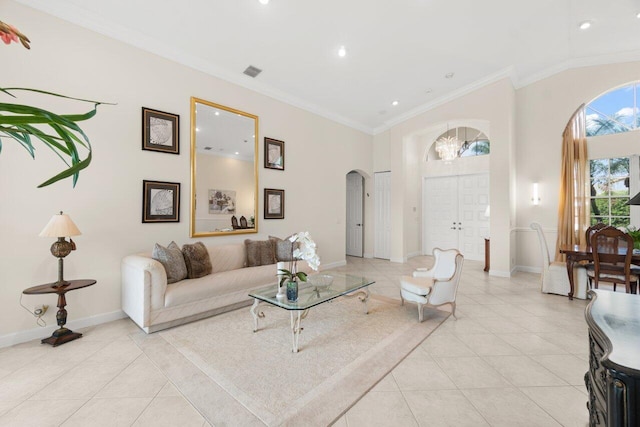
[375,172,391,259]
[346,172,364,257]
[423,173,489,261]
[423,176,458,254]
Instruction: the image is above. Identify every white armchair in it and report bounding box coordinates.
[530,222,588,299]
[399,248,464,322]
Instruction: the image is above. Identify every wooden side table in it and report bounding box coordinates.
[484,238,490,272]
[23,279,96,346]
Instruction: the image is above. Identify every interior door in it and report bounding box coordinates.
[423,176,458,254]
[423,173,489,261]
[346,172,364,257]
[374,172,391,259]
[458,174,490,260]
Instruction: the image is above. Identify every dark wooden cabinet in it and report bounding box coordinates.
[585,290,640,427]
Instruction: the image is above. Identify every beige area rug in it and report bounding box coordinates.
[135,295,448,426]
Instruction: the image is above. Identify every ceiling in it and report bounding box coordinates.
[17,0,640,134]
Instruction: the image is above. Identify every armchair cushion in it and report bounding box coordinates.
[400,276,434,296]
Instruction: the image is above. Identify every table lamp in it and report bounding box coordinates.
[39,211,81,285]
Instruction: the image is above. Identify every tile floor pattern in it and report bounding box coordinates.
[0,256,591,426]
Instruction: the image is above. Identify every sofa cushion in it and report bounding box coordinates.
[182,242,213,278]
[152,241,187,284]
[269,235,300,262]
[164,264,278,308]
[245,239,276,267]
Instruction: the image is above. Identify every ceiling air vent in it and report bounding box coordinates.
[204,146,212,150]
[243,65,262,78]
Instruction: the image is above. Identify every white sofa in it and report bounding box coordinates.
[121,242,309,333]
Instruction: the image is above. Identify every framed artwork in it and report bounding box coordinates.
[142,107,180,154]
[208,189,236,214]
[264,137,285,170]
[142,180,180,223]
[264,188,285,219]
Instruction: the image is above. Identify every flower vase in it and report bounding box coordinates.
[286,280,298,302]
[276,283,286,300]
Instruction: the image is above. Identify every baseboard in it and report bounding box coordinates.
[489,269,511,278]
[0,309,127,349]
[516,265,542,274]
[363,252,373,259]
[407,251,422,259]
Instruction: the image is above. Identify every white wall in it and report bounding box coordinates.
[515,61,640,272]
[1,2,373,343]
[375,79,516,274]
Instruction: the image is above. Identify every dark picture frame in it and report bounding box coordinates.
[142,107,180,154]
[142,180,180,223]
[264,188,285,219]
[264,137,285,170]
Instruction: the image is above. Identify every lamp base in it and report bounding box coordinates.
[41,328,82,347]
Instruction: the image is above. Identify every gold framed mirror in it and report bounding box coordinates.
[190,97,258,237]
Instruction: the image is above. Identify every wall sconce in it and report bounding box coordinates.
[532,183,540,205]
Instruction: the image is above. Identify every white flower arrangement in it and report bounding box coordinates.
[278,231,320,286]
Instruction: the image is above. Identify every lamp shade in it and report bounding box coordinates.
[627,192,640,206]
[39,212,81,238]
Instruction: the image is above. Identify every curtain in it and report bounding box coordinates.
[555,104,589,261]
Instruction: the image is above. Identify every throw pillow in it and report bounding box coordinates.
[245,239,276,267]
[152,241,188,284]
[182,242,213,279]
[269,235,299,262]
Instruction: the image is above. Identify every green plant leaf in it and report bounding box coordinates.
[0,87,109,187]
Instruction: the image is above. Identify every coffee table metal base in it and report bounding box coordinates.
[250,288,370,353]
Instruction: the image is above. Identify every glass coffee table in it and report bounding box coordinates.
[249,273,375,352]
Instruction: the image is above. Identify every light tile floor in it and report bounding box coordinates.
[0,256,591,426]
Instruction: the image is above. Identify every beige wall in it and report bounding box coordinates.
[515,62,640,272]
[376,79,516,275]
[1,2,373,343]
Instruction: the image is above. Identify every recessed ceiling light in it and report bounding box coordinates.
[392,100,399,106]
[258,0,269,4]
[215,111,220,116]
[196,127,200,132]
[445,72,455,79]
[579,20,592,30]
[235,152,240,155]
[636,12,640,18]
[338,46,347,57]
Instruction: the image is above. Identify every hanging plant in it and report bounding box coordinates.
[1,20,109,188]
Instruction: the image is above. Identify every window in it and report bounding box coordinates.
[590,157,630,226]
[586,82,639,137]
[430,126,490,161]
[459,139,490,157]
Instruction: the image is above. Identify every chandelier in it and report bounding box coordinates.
[435,135,462,162]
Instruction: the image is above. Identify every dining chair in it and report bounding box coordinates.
[239,216,248,228]
[399,248,463,322]
[588,227,638,294]
[530,222,588,299]
[584,223,612,287]
[231,215,239,229]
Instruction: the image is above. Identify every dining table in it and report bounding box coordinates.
[559,244,640,300]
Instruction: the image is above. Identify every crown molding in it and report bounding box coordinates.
[372,67,518,135]
[17,0,640,137]
[15,0,375,135]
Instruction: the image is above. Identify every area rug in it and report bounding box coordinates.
[134,295,448,426]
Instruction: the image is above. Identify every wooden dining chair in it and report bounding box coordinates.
[588,227,638,294]
[584,223,612,287]
[231,215,239,229]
